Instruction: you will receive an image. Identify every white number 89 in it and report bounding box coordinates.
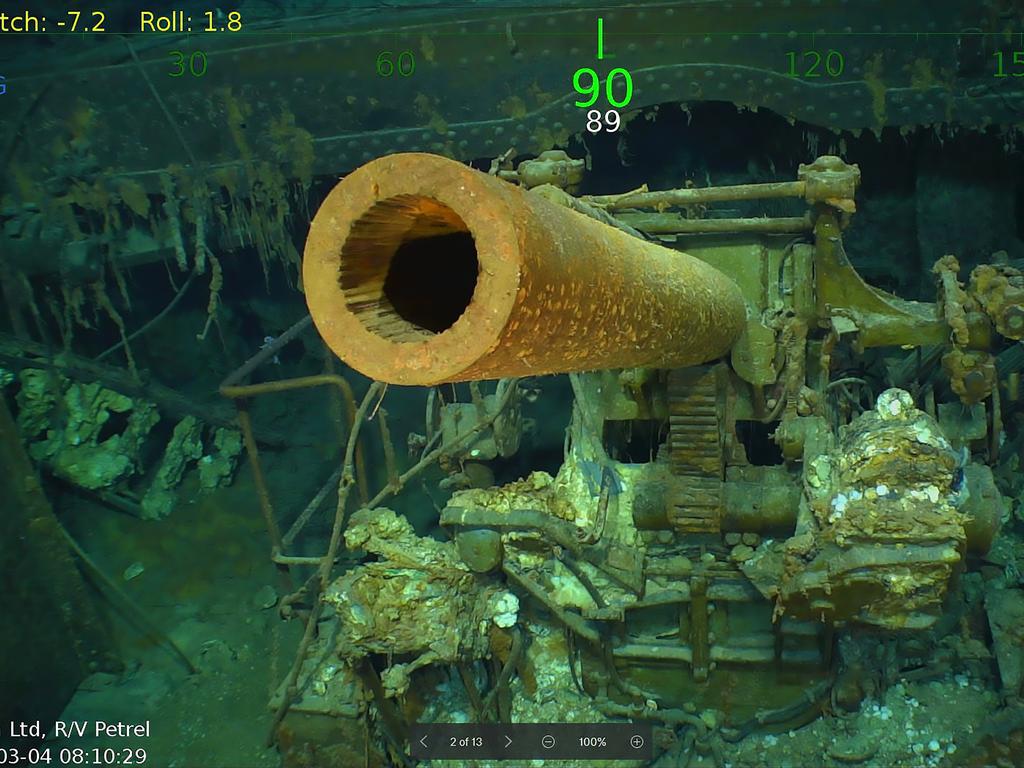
[586,109,620,133]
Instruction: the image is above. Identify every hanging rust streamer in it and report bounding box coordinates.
[303,153,746,385]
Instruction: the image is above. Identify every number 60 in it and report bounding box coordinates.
[376,50,415,77]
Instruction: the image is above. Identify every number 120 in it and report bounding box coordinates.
[786,50,844,78]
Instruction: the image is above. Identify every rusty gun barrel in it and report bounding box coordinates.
[303,153,746,385]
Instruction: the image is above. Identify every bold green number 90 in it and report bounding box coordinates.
[573,66,633,109]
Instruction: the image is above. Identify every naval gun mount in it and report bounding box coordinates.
[291,151,1013,762]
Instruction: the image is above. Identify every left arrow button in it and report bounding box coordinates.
[420,736,428,748]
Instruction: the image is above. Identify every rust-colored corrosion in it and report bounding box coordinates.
[303,153,746,385]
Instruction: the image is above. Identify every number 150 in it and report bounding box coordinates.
[994,51,1024,77]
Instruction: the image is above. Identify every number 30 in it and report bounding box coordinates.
[169,50,208,78]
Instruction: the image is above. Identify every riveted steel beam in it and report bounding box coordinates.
[2,0,1021,196]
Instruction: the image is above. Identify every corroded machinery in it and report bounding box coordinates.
[291,150,1021,765]
[2,1,1024,764]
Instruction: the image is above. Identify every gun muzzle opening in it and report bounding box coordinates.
[304,153,747,385]
[339,195,479,341]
